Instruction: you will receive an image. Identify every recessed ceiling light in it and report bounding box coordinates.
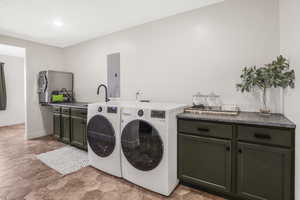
[53,20,64,27]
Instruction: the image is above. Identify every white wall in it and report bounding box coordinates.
[0,55,25,126]
[0,35,64,139]
[280,0,300,198]
[63,0,280,112]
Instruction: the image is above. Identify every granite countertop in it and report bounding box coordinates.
[177,112,296,129]
[48,102,89,109]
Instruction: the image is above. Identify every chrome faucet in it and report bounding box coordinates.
[97,84,110,102]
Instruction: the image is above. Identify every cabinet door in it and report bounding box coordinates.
[70,116,87,150]
[178,134,232,192]
[237,142,291,200]
[53,113,61,140]
[61,115,71,143]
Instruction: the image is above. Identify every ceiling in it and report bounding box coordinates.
[0,0,223,48]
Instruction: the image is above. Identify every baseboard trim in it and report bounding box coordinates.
[26,130,51,140]
[0,123,25,128]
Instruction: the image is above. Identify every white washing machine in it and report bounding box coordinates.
[87,102,122,177]
[120,102,186,196]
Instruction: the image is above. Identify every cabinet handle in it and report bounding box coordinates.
[197,128,209,132]
[81,122,86,125]
[226,146,230,151]
[80,112,86,115]
[238,149,242,154]
[254,133,271,140]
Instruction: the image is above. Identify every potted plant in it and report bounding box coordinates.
[236,55,295,115]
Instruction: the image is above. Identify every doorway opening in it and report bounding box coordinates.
[0,43,26,137]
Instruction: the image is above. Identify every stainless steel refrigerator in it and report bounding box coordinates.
[38,70,73,104]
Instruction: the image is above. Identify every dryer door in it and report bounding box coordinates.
[121,120,163,171]
[87,115,115,157]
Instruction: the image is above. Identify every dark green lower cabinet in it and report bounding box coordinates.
[237,142,291,200]
[53,113,61,140]
[178,119,295,200]
[61,114,71,143]
[52,106,87,151]
[178,134,232,192]
[71,116,87,150]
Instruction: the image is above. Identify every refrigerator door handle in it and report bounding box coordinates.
[44,74,48,93]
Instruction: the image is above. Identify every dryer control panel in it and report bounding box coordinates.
[151,110,165,119]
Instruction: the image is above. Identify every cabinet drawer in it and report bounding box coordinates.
[71,108,87,118]
[178,120,233,139]
[237,125,292,147]
[62,107,70,115]
[52,106,61,113]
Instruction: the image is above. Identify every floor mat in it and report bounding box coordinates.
[36,146,89,175]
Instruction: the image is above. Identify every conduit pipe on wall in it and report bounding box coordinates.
[0,62,6,110]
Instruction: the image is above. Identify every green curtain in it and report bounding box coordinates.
[0,62,7,110]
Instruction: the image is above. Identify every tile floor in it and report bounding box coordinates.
[0,124,225,200]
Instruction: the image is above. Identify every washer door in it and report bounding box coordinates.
[87,115,115,157]
[121,120,163,171]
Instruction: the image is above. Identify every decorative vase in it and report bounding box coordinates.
[259,88,271,116]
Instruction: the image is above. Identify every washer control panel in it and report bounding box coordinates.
[107,106,118,114]
[151,110,166,119]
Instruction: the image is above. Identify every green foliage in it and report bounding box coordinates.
[236,55,295,93]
